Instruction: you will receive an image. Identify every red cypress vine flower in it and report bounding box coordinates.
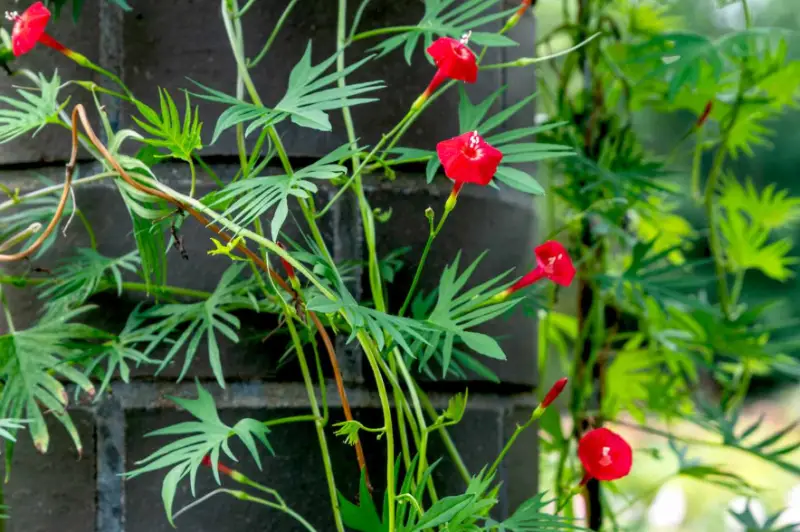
[7,2,67,57]
[436,131,502,188]
[497,240,575,301]
[578,428,633,482]
[413,33,478,109]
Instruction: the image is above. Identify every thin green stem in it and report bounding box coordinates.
[0,274,213,300]
[357,332,396,531]
[315,111,415,219]
[263,414,319,427]
[0,172,116,213]
[417,385,470,485]
[193,155,225,188]
[487,414,536,480]
[226,489,317,532]
[398,204,453,317]
[248,0,302,67]
[691,128,705,203]
[730,270,745,308]
[742,0,752,28]
[479,33,601,70]
[349,26,419,43]
[0,286,15,334]
[188,158,198,198]
[285,311,344,532]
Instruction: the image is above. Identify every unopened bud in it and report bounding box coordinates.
[541,377,568,408]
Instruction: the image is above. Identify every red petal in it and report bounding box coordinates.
[578,428,633,481]
[534,240,575,287]
[11,1,51,57]
[426,37,478,84]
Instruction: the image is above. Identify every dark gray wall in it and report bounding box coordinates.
[0,1,540,530]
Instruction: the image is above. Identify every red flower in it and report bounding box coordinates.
[578,428,633,481]
[7,2,66,57]
[541,377,568,408]
[436,131,503,187]
[413,34,478,109]
[509,240,576,295]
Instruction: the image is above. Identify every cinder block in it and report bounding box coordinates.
[0,412,95,532]
[121,0,503,158]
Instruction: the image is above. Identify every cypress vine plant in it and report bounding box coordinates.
[0,0,798,530]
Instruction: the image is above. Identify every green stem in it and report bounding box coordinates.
[691,127,704,203]
[349,26,419,43]
[742,0,752,28]
[188,158,198,198]
[486,408,542,480]
[248,0,302,67]
[225,489,317,532]
[0,172,116,213]
[357,332,396,531]
[193,155,225,188]
[285,311,344,532]
[263,414,319,428]
[417,385,470,485]
[0,274,213,300]
[398,203,453,317]
[315,110,415,219]
[479,33,601,70]
[730,270,745,308]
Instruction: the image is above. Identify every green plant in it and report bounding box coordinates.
[0,0,798,531]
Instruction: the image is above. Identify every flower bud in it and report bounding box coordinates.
[541,377,568,408]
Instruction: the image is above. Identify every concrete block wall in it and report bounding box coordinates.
[0,1,540,530]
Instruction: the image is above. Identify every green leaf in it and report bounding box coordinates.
[213,143,355,239]
[39,249,141,309]
[412,494,474,531]
[192,44,383,140]
[80,308,160,397]
[0,72,63,143]
[0,307,97,456]
[126,381,274,526]
[413,252,520,377]
[0,419,27,442]
[494,166,545,195]
[719,210,798,281]
[339,468,386,532]
[371,0,518,62]
[141,265,256,387]
[132,89,203,162]
[494,493,584,530]
[719,175,800,230]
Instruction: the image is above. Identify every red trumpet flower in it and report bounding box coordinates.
[578,428,633,482]
[413,33,478,109]
[437,131,502,188]
[506,240,576,298]
[7,2,66,57]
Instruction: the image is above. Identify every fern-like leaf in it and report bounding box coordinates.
[126,381,274,525]
[193,43,383,142]
[0,72,63,143]
[39,249,141,308]
[370,0,518,63]
[0,306,97,455]
[141,264,257,387]
[214,143,353,239]
[720,210,798,281]
[133,89,203,162]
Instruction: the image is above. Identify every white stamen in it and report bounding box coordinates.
[598,446,612,467]
[468,131,481,148]
[460,30,472,45]
[5,11,19,22]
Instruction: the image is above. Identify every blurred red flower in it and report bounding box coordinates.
[578,428,633,481]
